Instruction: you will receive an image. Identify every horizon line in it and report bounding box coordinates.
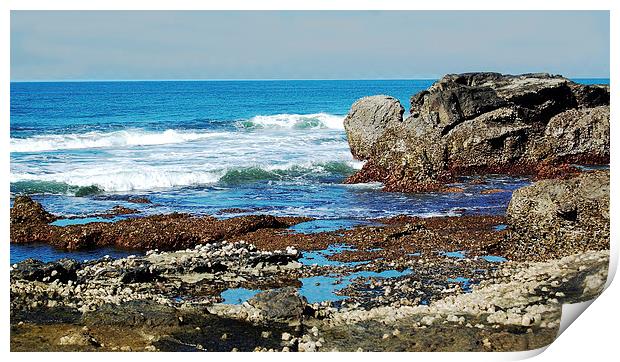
[10,77,441,83]
[10,76,612,83]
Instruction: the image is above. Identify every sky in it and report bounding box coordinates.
[10,11,610,81]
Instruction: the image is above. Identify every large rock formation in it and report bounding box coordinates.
[502,170,609,261]
[344,95,404,160]
[343,73,609,192]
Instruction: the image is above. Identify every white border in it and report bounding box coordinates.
[2,1,617,361]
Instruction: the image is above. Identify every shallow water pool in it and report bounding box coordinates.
[10,243,143,265]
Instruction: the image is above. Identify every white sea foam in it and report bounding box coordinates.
[10,129,225,153]
[11,167,223,192]
[10,114,358,192]
[11,113,346,153]
[10,160,361,193]
[340,181,384,189]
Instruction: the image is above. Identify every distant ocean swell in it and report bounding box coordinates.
[10,113,345,153]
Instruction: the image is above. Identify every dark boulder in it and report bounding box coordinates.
[120,264,162,284]
[81,300,180,327]
[343,73,609,192]
[248,287,307,325]
[11,258,80,283]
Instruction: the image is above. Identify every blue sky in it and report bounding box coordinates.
[11,11,610,81]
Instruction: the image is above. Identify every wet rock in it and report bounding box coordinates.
[441,187,464,193]
[109,205,140,216]
[11,199,310,251]
[343,73,609,192]
[11,306,82,325]
[219,208,253,214]
[11,258,79,283]
[11,196,57,224]
[480,189,506,195]
[503,171,609,261]
[82,300,180,328]
[248,287,307,324]
[10,196,59,245]
[120,265,161,284]
[127,197,151,204]
[91,194,151,204]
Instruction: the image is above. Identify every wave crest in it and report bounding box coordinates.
[10,181,104,197]
[235,113,344,130]
[10,161,360,194]
[10,129,223,153]
[11,113,345,153]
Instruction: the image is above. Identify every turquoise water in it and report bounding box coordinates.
[220,288,262,305]
[447,277,473,292]
[289,219,381,234]
[50,216,123,226]
[298,244,371,267]
[442,251,466,259]
[220,268,413,305]
[481,255,508,263]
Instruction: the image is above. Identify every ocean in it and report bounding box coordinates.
[9,79,608,263]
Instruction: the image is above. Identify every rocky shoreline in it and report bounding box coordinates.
[10,242,608,351]
[10,170,609,351]
[10,72,610,352]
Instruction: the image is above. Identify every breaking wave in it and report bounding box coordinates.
[235,113,344,130]
[10,129,225,153]
[11,113,345,153]
[10,161,360,194]
[11,181,105,197]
